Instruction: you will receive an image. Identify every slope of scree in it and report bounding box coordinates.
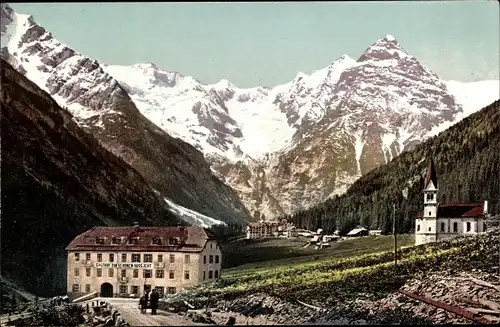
[0,3,252,225]
[0,59,183,296]
[284,99,500,234]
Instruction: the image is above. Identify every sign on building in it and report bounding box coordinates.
[94,263,153,269]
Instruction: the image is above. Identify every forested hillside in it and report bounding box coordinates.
[284,100,500,235]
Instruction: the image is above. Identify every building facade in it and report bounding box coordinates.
[246,219,296,239]
[415,160,489,246]
[66,225,222,300]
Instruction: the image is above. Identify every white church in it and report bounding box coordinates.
[415,160,489,246]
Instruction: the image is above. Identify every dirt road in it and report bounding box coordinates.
[92,297,208,326]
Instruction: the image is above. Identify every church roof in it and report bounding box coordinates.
[417,202,485,218]
[424,159,438,188]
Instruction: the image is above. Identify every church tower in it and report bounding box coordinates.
[415,159,439,245]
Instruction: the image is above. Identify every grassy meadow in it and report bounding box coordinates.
[200,231,498,305]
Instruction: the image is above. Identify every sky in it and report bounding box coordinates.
[10,1,500,88]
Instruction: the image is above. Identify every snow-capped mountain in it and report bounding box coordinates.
[0,3,252,225]
[2,3,498,221]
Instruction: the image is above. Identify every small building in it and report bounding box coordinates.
[246,219,296,239]
[346,226,369,237]
[322,235,338,243]
[369,230,382,236]
[66,225,221,301]
[415,160,489,246]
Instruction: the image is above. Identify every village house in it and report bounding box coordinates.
[246,219,296,239]
[347,226,369,237]
[66,225,221,300]
[415,160,489,246]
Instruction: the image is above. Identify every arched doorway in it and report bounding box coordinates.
[100,283,113,297]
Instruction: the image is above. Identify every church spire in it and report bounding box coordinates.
[424,159,438,189]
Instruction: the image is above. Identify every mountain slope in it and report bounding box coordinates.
[0,58,184,296]
[0,3,252,225]
[284,100,500,235]
[215,35,468,219]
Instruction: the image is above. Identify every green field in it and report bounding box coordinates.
[222,234,415,273]
[199,231,498,306]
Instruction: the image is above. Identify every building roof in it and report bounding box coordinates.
[417,202,485,218]
[66,226,218,252]
[347,227,368,236]
[424,159,438,188]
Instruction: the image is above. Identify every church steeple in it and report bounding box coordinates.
[424,159,438,190]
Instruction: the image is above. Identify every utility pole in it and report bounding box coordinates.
[393,203,397,267]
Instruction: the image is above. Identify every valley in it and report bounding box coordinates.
[2,4,499,220]
[1,2,499,326]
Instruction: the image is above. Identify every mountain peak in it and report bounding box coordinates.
[357,34,411,63]
[384,34,396,42]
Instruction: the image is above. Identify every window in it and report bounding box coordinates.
[417,224,420,232]
[86,253,91,261]
[144,254,153,263]
[453,222,458,232]
[109,254,114,262]
[426,193,434,201]
[203,255,206,264]
[75,253,80,261]
[215,270,219,279]
[215,255,220,264]
[155,270,164,278]
[169,270,175,279]
[97,268,102,277]
[466,222,471,232]
[158,255,163,263]
[169,237,178,245]
[74,268,79,277]
[428,211,432,216]
[119,285,127,295]
[121,269,126,278]
[483,222,487,232]
[184,270,190,280]
[72,284,80,292]
[86,268,91,277]
[152,237,162,245]
[96,237,105,245]
[203,271,206,280]
[169,254,175,263]
[133,269,139,278]
[132,254,141,262]
[184,255,190,264]
[209,255,213,264]
[209,271,213,279]
[85,284,90,293]
[132,286,139,294]
[167,287,176,295]
[440,222,445,232]
[210,243,213,249]
[128,238,139,245]
[428,227,431,232]
[143,270,152,278]
[112,237,121,245]
[97,253,102,262]
[108,269,114,278]
[121,253,127,262]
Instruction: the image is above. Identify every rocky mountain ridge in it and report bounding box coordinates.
[0,3,252,225]
[2,4,498,220]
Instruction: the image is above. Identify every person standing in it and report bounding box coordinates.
[150,289,159,315]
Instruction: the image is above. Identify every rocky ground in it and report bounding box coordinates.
[169,267,500,325]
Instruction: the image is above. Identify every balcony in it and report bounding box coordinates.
[153,261,165,268]
[118,277,128,284]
